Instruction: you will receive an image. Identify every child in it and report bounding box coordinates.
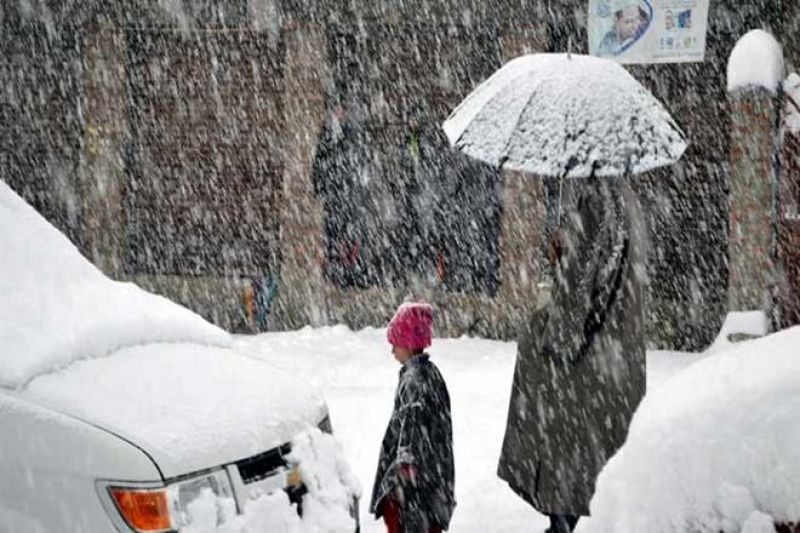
[369,302,456,533]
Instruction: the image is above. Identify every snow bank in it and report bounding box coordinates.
[727,30,785,94]
[0,181,231,388]
[180,428,360,533]
[578,326,800,533]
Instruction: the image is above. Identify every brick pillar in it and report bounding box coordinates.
[79,22,127,278]
[728,87,780,312]
[273,21,329,329]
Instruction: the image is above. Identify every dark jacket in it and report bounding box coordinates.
[497,178,647,516]
[370,354,456,530]
[311,118,372,287]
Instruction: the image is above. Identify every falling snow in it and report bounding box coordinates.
[1,1,799,532]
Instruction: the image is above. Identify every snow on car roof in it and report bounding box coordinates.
[580,325,800,532]
[0,181,232,388]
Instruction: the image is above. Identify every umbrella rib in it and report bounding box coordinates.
[446,63,534,146]
[499,87,540,171]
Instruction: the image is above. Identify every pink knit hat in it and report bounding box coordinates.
[387,302,434,351]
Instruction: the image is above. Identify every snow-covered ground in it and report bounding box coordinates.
[234,326,705,532]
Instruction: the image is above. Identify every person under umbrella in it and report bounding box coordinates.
[442,53,686,532]
[499,172,647,532]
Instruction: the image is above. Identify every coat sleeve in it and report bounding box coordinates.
[395,378,428,466]
[539,188,618,365]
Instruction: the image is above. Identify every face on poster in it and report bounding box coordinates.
[589,0,710,64]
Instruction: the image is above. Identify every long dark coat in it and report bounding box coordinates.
[497,178,647,516]
[370,354,456,530]
[311,118,372,288]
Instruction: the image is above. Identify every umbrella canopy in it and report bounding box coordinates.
[443,53,687,178]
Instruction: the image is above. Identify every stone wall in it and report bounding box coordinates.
[778,126,800,328]
[782,0,800,73]
[0,11,83,247]
[273,15,551,339]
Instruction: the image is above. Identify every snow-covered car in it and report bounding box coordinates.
[578,322,800,533]
[0,181,348,532]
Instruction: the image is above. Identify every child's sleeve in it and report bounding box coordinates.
[395,379,428,467]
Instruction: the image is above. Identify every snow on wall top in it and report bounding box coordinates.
[727,29,785,94]
[579,326,800,532]
[0,181,232,388]
[443,53,687,178]
[706,310,769,355]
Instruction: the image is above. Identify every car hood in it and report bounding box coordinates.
[21,343,327,479]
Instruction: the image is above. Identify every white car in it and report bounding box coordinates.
[0,181,342,532]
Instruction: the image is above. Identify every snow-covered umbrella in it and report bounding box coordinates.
[443,53,687,184]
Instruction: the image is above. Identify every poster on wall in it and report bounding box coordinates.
[588,0,710,64]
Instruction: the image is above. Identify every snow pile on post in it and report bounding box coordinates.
[0,181,231,388]
[180,428,361,533]
[578,326,800,533]
[727,30,785,94]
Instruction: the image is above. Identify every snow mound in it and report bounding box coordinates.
[180,428,361,533]
[0,181,231,388]
[443,53,687,178]
[727,30,785,94]
[578,326,800,533]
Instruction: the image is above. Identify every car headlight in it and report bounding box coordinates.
[167,469,234,528]
[100,469,234,532]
